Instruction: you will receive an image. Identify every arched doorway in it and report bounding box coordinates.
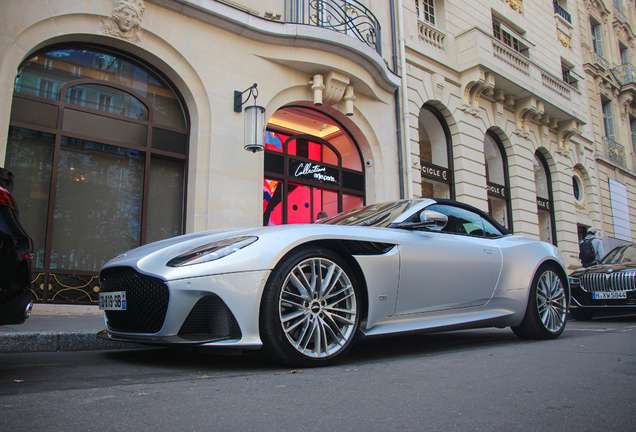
[534,151,556,245]
[4,45,189,304]
[418,105,454,199]
[484,131,512,230]
[263,106,364,224]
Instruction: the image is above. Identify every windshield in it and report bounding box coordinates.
[321,200,419,227]
[601,244,636,265]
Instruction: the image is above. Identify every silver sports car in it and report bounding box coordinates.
[97,199,569,366]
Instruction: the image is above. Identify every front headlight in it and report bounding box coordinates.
[568,277,580,286]
[167,236,258,267]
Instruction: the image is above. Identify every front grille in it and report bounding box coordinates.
[178,294,242,341]
[580,272,636,293]
[100,267,169,333]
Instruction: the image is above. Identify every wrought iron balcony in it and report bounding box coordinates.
[604,137,627,166]
[613,64,636,86]
[594,52,611,70]
[614,4,629,23]
[284,0,381,55]
[553,2,572,24]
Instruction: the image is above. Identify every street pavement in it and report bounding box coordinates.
[0,311,140,353]
[1,317,635,432]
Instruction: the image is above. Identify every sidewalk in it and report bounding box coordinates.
[0,305,140,354]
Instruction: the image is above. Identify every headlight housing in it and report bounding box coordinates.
[167,236,257,267]
[568,277,580,286]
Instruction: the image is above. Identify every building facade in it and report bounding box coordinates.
[575,0,636,251]
[403,0,596,267]
[0,0,634,307]
[0,0,402,304]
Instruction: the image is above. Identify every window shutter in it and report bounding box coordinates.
[614,0,623,13]
[593,24,605,58]
[603,101,616,140]
[621,48,630,65]
[631,118,636,152]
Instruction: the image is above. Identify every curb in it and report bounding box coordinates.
[0,331,142,354]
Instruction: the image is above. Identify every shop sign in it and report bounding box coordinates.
[537,197,551,211]
[487,182,507,199]
[421,162,450,183]
[289,158,339,186]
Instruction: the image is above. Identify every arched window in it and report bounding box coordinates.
[418,105,453,199]
[5,45,189,304]
[484,131,511,230]
[263,107,364,224]
[534,152,557,245]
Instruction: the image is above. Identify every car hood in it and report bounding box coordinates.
[101,224,400,281]
[571,262,636,277]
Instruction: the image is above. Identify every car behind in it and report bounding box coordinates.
[0,168,34,325]
[569,243,636,320]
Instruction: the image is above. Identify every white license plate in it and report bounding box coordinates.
[592,291,627,300]
[99,291,127,310]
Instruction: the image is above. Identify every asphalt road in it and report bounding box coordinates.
[1,316,635,432]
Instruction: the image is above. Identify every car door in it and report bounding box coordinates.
[394,204,503,315]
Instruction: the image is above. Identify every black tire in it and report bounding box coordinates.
[259,247,360,367]
[569,308,595,321]
[512,266,568,340]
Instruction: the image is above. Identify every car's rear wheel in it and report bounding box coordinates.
[569,308,595,321]
[260,247,360,367]
[512,266,568,339]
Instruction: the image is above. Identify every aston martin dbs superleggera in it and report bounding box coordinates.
[97,198,569,366]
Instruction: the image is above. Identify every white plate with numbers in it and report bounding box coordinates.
[592,291,627,300]
[99,291,127,310]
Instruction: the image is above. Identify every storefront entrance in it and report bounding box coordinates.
[263,107,364,224]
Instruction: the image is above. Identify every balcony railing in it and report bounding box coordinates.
[594,52,611,70]
[604,137,627,166]
[284,0,381,55]
[614,4,628,23]
[553,2,572,24]
[613,64,636,86]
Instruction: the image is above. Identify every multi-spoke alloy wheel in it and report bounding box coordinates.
[279,257,357,359]
[260,248,360,366]
[512,266,568,340]
[535,270,567,333]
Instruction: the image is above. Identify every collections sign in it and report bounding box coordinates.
[420,161,451,183]
[537,197,551,211]
[487,183,507,200]
[289,158,339,186]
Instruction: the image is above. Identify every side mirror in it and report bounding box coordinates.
[419,210,448,230]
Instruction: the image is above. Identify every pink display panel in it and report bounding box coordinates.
[287,183,312,224]
[263,179,282,226]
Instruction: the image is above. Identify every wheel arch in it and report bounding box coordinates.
[263,239,378,323]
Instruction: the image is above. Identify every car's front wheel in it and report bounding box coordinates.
[512,266,568,340]
[260,247,360,367]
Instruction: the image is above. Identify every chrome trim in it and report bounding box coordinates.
[580,272,636,292]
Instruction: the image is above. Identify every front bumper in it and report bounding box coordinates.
[570,284,636,309]
[100,268,270,349]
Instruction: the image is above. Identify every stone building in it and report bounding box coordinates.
[574,0,636,251]
[0,0,632,307]
[0,0,401,305]
[403,0,596,266]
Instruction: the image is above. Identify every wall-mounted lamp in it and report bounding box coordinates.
[234,83,266,153]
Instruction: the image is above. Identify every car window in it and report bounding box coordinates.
[601,244,636,264]
[424,204,486,237]
[482,217,503,238]
[324,200,419,227]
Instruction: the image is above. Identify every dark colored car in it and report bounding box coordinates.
[568,243,636,320]
[0,168,33,325]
